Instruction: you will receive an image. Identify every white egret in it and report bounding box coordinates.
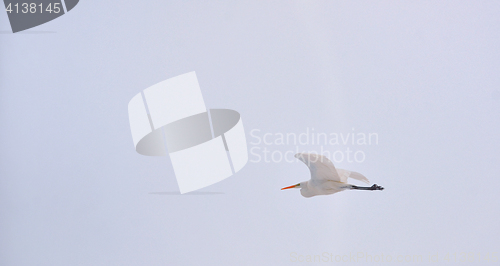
[281,153,384,198]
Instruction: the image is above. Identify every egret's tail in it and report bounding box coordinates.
[337,169,370,184]
[349,171,370,184]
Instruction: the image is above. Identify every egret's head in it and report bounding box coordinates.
[281,183,301,190]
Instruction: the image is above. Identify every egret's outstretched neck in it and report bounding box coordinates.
[350,184,384,191]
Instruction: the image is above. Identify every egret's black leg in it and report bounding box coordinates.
[351,184,384,191]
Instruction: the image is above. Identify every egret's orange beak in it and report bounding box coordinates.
[281,184,299,190]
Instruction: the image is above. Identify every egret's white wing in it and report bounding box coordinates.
[336,169,370,184]
[295,153,346,182]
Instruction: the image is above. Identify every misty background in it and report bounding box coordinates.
[1,1,499,265]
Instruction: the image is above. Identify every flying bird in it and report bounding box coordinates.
[281,153,384,198]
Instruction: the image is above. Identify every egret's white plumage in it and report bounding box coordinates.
[281,153,384,198]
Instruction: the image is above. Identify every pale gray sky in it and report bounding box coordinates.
[1,1,499,265]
